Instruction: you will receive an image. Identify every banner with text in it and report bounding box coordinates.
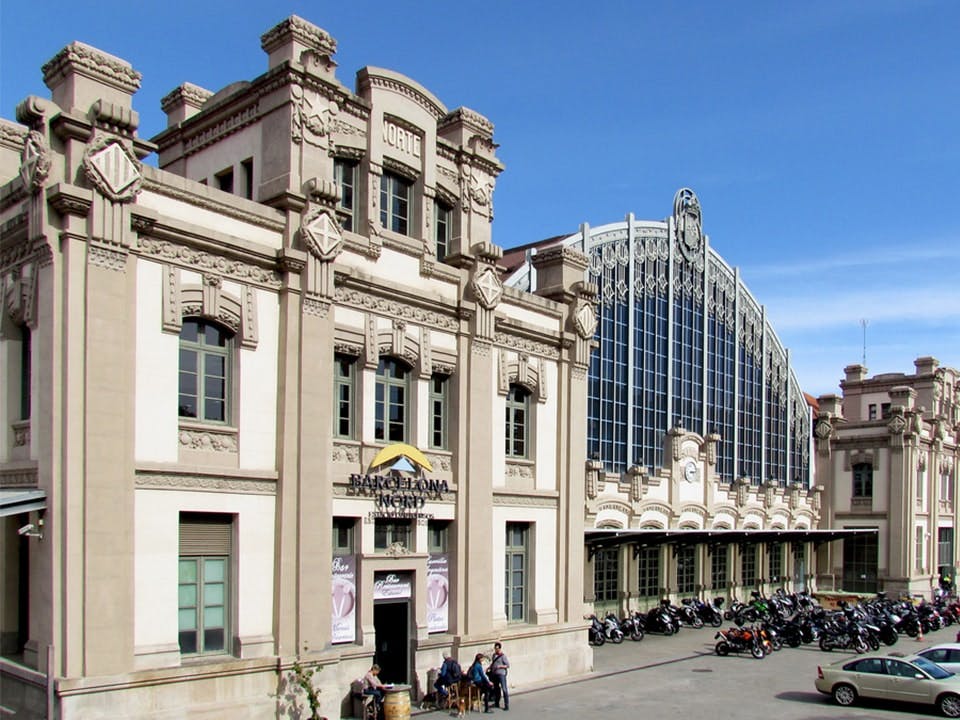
[427,554,449,633]
[331,555,357,644]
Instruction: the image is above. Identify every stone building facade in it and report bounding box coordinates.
[815,358,960,598]
[0,16,595,719]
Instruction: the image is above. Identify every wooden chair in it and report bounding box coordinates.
[458,680,482,713]
[443,680,461,711]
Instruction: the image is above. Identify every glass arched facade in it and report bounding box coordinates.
[507,189,811,486]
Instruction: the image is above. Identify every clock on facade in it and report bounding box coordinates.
[684,459,698,482]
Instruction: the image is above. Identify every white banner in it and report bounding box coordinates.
[426,554,449,633]
[331,555,357,644]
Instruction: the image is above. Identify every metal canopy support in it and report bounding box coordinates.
[586,527,877,555]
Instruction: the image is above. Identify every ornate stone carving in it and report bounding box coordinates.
[88,245,128,271]
[82,134,142,202]
[135,238,281,287]
[135,472,275,494]
[300,206,343,261]
[493,332,559,360]
[19,131,50,193]
[332,442,360,463]
[888,415,907,435]
[179,427,239,453]
[505,462,534,481]
[12,420,30,447]
[384,542,412,557]
[291,84,336,149]
[303,297,331,317]
[334,287,458,331]
[0,466,39,487]
[491,493,558,508]
[573,299,597,339]
[42,42,142,95]
[424,453,452,473]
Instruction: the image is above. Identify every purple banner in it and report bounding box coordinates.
[331,555,356,644]
[426,554,449,633]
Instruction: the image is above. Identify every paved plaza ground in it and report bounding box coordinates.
[413,623,959,720]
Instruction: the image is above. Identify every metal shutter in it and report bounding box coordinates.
[179,513,233,555]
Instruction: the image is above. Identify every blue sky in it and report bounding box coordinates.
[3,1,958,398]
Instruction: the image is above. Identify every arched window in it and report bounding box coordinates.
[178,319,233,423]
[505,384,531,458]
[375,358,410,442]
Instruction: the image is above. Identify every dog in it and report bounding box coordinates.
[419,692,439,711]
[455,696,467,718]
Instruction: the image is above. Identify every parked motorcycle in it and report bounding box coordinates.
[715,626,766,659]
[678,599,705,628]
[603,613,625,643]
[620,612,645,641]
[587,614,606,646]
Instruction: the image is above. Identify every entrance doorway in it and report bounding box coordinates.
[373,601,409,684]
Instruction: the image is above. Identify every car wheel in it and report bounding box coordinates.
[939,694,960,718]
[832,683,857,707]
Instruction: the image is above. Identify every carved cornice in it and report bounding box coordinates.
[135,471,275,494]
[0,121,27,152]
[139,176,284,232]
[492,492,558,508]
[439,107,494,136]
[260,15,337,56]
[333,286,458,330]
[181,103,260,156]
[362,72,445,119]
[0,465,38,487]
[493,331,560,360]
[47,183,93,217]
[135,237,282,288]
[42,42,141,95]
[160,83,213,114]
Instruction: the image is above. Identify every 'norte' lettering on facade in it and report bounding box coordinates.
[382,120,422,158]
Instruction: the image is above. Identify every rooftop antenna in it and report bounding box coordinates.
[860,319,869,366]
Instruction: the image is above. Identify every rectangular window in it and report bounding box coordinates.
[19,325,31,420]
[939,527,954,576]
[178,513,232,656]
[853,463,873,499]
[637,546,659,597]
[429,373,448,450]
[594,548,619,603]
[768,542,782,583]
[711,547,728,590]
[334,159,358,232]
[375,358,409,443]
[428,520,449,553]
[334,354,356,439]
[868,404,877,420]
[380,172,412,235]
[881,402,892,419]
[740,545,757,588]
[374,519,411,551]
[941,472,954,503]
[216,167,234,194]
[676,545,696,594]
[435,199,451,260]
[333,517,355,556]
[241,158,254,200]
[505,385,530,459]
[916,526,925,572]
[504,523,528,622]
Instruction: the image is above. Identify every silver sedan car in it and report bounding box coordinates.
[815,653,960,717]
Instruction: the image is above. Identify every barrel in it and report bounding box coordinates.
[383,686,411,720]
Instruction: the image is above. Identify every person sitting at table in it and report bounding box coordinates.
[467,653,494,713]
[363,664,386,716]
[435,652,462,702]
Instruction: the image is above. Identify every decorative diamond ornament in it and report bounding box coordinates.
[301,209,343,261]
[83,136,141,201]
[574,300,597,339]
[472,266,502,309]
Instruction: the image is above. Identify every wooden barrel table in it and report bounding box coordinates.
[383,684,411,720]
